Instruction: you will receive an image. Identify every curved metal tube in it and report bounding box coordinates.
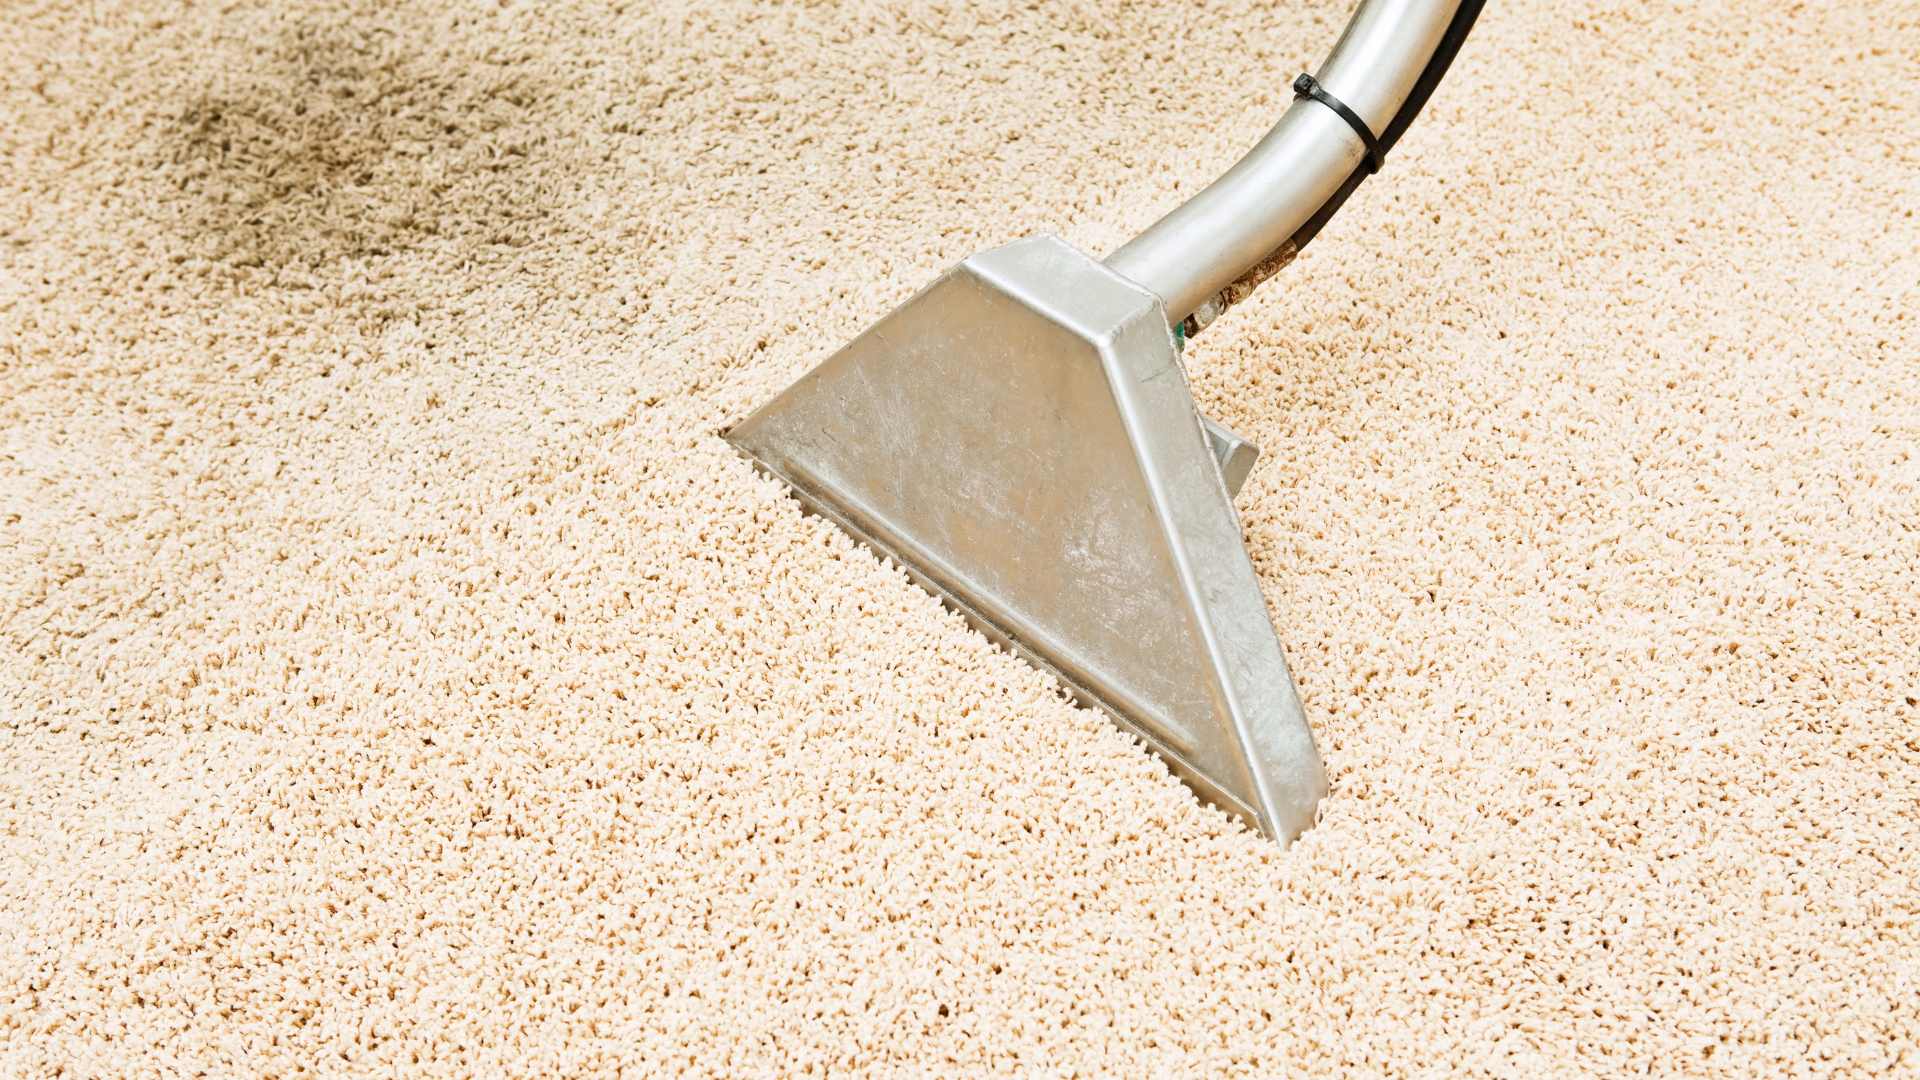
[1104,0,1463,324]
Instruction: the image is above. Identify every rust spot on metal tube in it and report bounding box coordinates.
[1182,239,1298,340]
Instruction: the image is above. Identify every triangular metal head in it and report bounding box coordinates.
[728,234,1326,842]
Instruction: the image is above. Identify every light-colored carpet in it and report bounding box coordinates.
[3,0,1916,1074]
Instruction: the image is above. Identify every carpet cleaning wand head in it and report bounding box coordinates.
[728,0,1485,843]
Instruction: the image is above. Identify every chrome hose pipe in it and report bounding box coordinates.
[1104,0,1467,330]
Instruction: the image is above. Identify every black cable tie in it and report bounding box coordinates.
[1293,73,1385,175]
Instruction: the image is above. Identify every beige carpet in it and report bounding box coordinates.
[3,0,1917,1074]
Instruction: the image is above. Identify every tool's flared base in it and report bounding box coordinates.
[727,235,1325,843]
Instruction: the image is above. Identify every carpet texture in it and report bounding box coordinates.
[3,0,1917,1074]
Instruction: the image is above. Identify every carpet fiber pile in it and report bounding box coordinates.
[3,0,1917,1075]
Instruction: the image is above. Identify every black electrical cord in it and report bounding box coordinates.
[1180,0,1487,339]
[1289,0,1487,254]
[1379,0,1489,156]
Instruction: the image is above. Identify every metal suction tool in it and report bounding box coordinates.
[729,0,1485,842]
